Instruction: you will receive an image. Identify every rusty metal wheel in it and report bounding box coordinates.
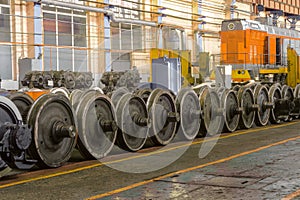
[27,94,77,168]
[175,87,201,140]
[76,91,117,159]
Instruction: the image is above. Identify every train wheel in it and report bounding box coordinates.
[222,89,241,132]
[237,87,257,129]
[76,91,117,159]
[50,87,70,98]
[0,96,35,170]
[110,87,130,107]
[269,84,282,124]
[253,85,272,126]
[115,93,149,151]
[199,87,224,136]
[292,84,300,118]
[69,89,84,107]
[134,88,152,103]
[147,88,178,146]
[8,92,34,123]
[175,87,201,140]
[27,94,77,168]
[282,85,294,121]
[0,96,22,173]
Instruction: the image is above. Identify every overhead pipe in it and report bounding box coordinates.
[25,0,157,27]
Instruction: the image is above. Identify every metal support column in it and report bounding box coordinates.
[34,3,42,69]
[197,0,203,52]
[157,0,163,49]
[104,0,111,71]
[230,0,236,19]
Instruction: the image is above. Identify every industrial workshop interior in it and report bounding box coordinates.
[0,0,300,199]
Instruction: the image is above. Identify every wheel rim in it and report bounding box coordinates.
[147,89,178,145]
[238,87,255,129]
[223,90,240,132]
[76,92,117,159]
[176,87,201,140]
[116,94,149,151]
[27,94,77,168]
[254,85,271,126]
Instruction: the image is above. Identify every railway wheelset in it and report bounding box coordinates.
[0,83,300,174]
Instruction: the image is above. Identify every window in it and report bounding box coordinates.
[43,6,87,72]
[111,22,143,70]
[0,3,11,79]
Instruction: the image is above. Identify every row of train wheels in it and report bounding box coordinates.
[0,83,300,174]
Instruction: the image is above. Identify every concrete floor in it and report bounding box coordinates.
[0,121,300,200]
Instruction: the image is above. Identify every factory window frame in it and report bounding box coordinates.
[111,22,143,70]
[43,6,87,72]
[0,3,11,79]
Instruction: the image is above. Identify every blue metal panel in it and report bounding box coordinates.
[152,57,181,94]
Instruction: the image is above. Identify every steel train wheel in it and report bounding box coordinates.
[0,96,23,172]
[175,87,201,140]
[135,88,152,103]
[221,89,241,132]
[27,94,77,168]
[114,93,149,151]
[50,87,70,98]
[198,87,224,136]
[232,85,241,92]
[253,85,272,126]
[8,92,34,123]
[0,96,35,170]
[281,85,294,121]
[269,84,282,124]
[69,89,84,107]
[110,87,130,107]
[76,91,117,159]
[147,88,178,146]
[237,87,257,129]
[292,84,300,118]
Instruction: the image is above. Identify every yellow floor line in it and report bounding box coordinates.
[86,135,300,200]
[0,121,299,189]
[282,189,300,200]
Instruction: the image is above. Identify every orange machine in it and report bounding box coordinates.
[220,18,300,85]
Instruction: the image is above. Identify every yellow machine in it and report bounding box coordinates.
[287,47,300,88]
[150,48,201,86]
[210,46,300,87]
